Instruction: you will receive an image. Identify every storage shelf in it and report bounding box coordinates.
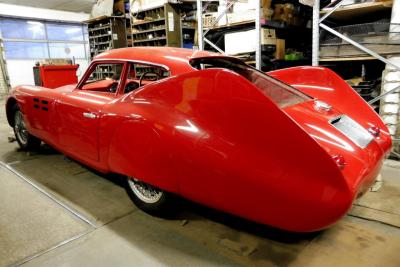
[89,25,111,32]
[133,37,167,44]
[84,15,125,23]
[262,20,311,30]
[132,27,166,35]
[205,19,310,34]
[205,20,255,31]
[319,56,377,62]
[132,18,165,26]
[320,0,393,20]
[130,3,181,48]
[89,34,111,39]
[182,25,196,30]
[96,41,112,45]
[87,16,127,59]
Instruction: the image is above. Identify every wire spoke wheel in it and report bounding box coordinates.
[14,111,28,145]
[128,177,163,204]
[12,105,41,151]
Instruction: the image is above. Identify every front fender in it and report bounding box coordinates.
[5,86,30,126]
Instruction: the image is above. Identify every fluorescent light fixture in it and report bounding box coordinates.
[27,21,43,26]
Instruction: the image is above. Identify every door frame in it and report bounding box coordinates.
[76,59,129,95]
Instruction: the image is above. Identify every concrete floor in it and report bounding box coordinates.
[0,102,400,267]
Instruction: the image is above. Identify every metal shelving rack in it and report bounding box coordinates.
[86,16,127,79]
[196,0,400,155]
[312,0,400,156]
[86,16,127,58]
[314,2,396,65]
[196,0,311,69]
[312,0,400,102]
[130,3,182,47]
[196,0,262,69]
[125,12,133,47]
[196,0,399,98]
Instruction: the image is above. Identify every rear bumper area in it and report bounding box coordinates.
[344,141,386,198]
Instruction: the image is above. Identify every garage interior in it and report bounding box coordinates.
[0,0,400,266]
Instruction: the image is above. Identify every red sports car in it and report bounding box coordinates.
[6,47,391,232]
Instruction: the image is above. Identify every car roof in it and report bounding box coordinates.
[93,47,227,75]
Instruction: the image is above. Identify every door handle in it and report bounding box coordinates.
[83,112,97,119]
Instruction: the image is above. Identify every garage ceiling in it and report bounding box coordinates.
[0,0,94,13]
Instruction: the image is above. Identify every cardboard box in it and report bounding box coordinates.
[114,0,125,14]
[225,29,255,55]
[203,13,218,28]
[227,9,255,24]
[224,29,277,55]
[262,0,272,8]
[232,0,257,12]
[275,39,286,60]
[130,0,165,14]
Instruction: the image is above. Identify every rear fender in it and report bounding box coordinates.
[268,66,391,150]
[132,68,352,231]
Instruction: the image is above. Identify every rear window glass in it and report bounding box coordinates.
[190,58,311,108]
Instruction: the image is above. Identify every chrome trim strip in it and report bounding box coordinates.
[91,58,170,72]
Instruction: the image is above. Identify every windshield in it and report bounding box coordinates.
[190,58,311,108]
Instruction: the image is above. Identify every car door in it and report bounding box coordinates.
[55,61,127,162]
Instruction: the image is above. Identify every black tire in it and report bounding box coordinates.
[125,177,172,216]
[12,105,41,151]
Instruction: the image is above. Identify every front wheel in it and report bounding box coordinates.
[13,106,41,150]
[125,177,172,215]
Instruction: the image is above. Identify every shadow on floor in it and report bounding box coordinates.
[17,142,321,243]
[5,142,400,267]
[57,148,321,243]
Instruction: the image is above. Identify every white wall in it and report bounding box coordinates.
[0,3,89,22]
[7,59,89,87]
[7,60,36,86]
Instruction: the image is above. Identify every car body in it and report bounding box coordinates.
[6,47,391,232]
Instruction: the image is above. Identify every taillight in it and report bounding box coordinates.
[368,126,380,137]
[332,155,346,170]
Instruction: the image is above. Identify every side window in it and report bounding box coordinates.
[81,63,124,93]
[124,62,170,94]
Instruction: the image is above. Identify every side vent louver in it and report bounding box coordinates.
[33,98,49,111]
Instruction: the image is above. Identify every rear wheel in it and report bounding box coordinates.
[13,106,41,150]
[125,177,171,215]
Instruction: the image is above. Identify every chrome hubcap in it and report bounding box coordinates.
[14,111,28,145]
[128,177,163,204]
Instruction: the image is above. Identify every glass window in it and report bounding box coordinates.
[81,63,124,94]
[190,58,311,108]
[3,41,48,59]
[124,62,170,94]
[49,43,86,59]
[0,19,45,40]
[46,23,84,41]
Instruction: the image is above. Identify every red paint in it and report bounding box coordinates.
[34,65,79,89]
[5,48,391,232]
